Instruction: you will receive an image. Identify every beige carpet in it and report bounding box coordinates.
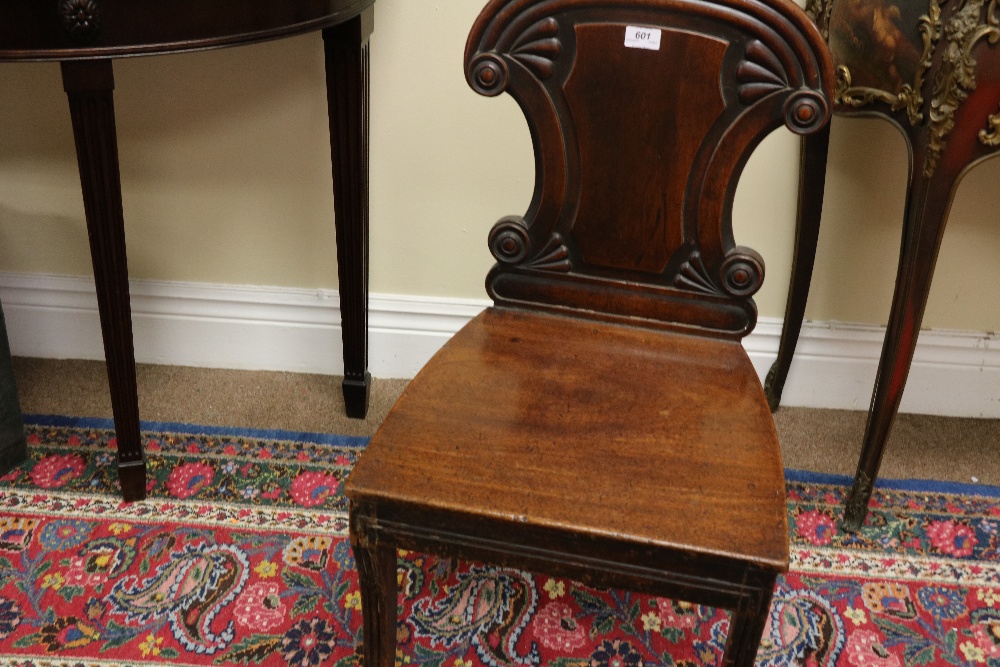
[11,356,1000,487]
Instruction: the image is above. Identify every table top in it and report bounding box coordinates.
[0,0,375,61]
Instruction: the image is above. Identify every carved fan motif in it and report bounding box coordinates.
[524,234,571,272]
[675,252,722,296]
[510,18,563,80]
[737,41,788,104]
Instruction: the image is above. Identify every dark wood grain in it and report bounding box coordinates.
[350,309,788,568]
[350,515,397,667]
[767,0,1000,530]
[0,0,375,60]
[348,1,833,665]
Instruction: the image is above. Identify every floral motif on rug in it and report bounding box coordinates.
[0,417,998,667]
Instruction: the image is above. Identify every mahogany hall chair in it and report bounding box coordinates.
[763,0,1000,530]
[345,0,833,665]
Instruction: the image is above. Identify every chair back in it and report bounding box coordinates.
[466,0,834,338]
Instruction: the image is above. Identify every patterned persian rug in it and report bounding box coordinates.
[0,417,997,667]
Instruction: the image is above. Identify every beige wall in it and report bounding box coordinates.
[2,0,1000,331]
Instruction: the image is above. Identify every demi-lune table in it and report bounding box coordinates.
[0,0,376,501]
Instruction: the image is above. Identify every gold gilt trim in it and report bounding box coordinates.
[979,0,1000,145]
[980,111,1000,144]
[831,0,1000,175]
[805,0,834,39]
[835,0,943,129]
[926,0,1000,174]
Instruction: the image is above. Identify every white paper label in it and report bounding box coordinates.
[624,26,662,50]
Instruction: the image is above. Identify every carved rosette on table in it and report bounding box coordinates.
[465,0,833,338]
[809,0,1000,176]
[59,0,103,45]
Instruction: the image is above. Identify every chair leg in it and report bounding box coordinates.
[841,163,959,531]
[352,539,398,667]
[61,59,147,502]
[720,577,776,667]
[764,125,831,411]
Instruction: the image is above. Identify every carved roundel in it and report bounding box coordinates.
[59,0,102,45]
[720,248,764,297]
[469,54,509,97]
[489,216,531,264]
[783,90,829,135]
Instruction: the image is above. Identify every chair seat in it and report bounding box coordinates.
[346,307,788,571]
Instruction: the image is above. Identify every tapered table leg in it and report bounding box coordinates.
[0,301,26,476]
[323,9,374,419]
[61,60,146,501]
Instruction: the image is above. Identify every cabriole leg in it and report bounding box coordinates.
[765,125,831,411]
[842,161,959,531]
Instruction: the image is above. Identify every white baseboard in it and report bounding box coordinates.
[0,272,484,380]
[2,271,1000,418]
[743,319,1000,418]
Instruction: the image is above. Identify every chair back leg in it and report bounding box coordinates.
[721,573,778,667]
[352,533,398,667]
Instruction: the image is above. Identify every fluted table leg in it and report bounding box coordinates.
[323,9,374,419]
[62,59,146,501]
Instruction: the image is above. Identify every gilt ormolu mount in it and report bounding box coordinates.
[810,0,1000,174]
[766,0,1000,530]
